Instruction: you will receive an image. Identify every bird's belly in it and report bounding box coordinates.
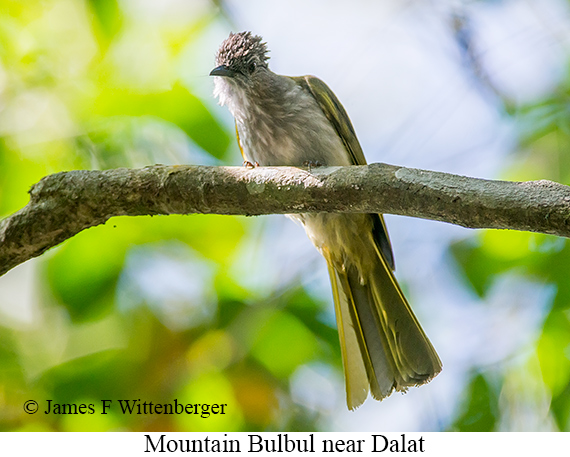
[237,101,368,269]
[293,212,378,274]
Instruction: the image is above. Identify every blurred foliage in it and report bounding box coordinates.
[1,0,570,434]
[449,64,570,430]
[0,0,338,431]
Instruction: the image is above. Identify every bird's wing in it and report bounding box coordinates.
[293,75,367,165]
[293,75,394,270]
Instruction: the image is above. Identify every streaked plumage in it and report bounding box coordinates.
[211,32,442,409]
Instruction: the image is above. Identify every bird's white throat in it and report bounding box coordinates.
[213,77,250,124]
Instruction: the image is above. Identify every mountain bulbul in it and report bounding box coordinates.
[211,32,442,409]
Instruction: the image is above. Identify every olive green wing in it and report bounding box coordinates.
[293,75,394,270]
[293,75,367,166]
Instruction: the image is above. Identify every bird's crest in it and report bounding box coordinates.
[215,31,269,70]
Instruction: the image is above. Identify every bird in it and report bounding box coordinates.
[210,31,442,410]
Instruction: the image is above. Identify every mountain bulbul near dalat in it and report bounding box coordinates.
[210,32,442,410]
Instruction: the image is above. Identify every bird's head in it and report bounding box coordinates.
[211,31,269,82]
[210,32,272,116]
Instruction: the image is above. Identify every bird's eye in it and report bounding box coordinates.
[248,62,256,73]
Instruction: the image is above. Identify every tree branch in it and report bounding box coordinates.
[1,163,570,277]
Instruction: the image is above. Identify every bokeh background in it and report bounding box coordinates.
[1,0,570,432]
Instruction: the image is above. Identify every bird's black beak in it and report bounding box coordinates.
[210,65,235,77]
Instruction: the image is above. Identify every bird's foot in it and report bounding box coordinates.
[303,160,323,173]
[243,160,259,169]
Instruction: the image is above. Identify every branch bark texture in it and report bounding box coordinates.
[1,163,570,276]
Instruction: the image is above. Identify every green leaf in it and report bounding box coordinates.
[87,0,123,43]
[174,371,244,431]
[450,237,504,297]
[250,310,320,378]
[45,227,127,322]
[0,141,52,216]
[450,231,551,298]
[452,373,499,431]
[538,312,570,429]
[40,349,134,402]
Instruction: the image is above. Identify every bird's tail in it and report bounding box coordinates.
[327,248,442,410]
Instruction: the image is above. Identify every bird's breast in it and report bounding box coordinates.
[237,87,351,167]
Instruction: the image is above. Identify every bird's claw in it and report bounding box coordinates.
[243,160,259,169]
[303,160,323,173]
